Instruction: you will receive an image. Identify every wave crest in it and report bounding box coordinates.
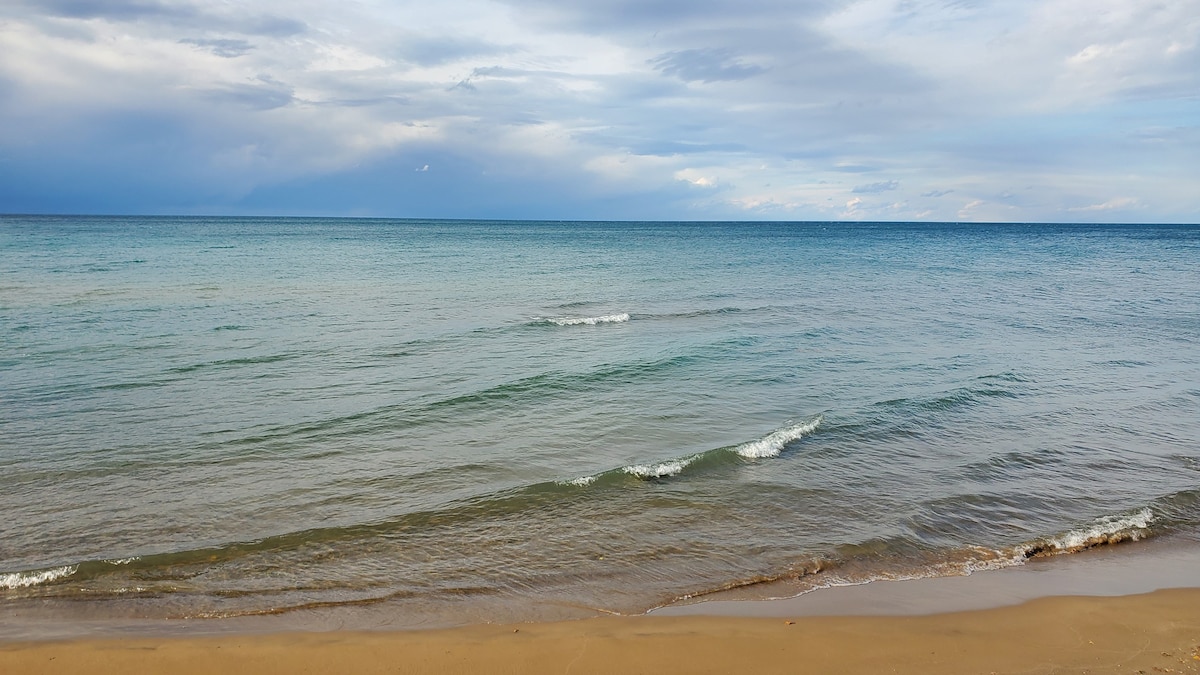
[0,565,77,590]
[623,456,700,479]
[734,417,823,458]
[1020,509,1154,558]
[542,313,630,326]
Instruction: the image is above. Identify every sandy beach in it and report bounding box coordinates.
[5,542,1200,674]
[3,588,1199,674]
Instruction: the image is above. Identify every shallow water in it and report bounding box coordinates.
[2,217,1198,634]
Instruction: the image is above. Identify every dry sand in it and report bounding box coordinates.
[3,588,1199,675]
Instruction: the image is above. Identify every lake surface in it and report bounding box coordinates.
[2,217,1198,635]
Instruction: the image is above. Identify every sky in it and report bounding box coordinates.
[0,0,1197,221]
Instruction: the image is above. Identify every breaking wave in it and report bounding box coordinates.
[623,456,702,479]
[1018,508,1154,558]
[538,313,631,326]
[734,418,823,458]
[663,508,1164,608]
[0,565,77,590]
[560,416,825,486]
[4,418,824,598]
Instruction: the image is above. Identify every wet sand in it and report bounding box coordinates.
[3,588,1199,675]
[655,534,1200,618]
[5,539,1200,674]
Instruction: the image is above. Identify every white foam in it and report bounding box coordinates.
[624,456,698,479]
[0,565,77,589]
[104,557,140,565]
[547,313,630,326]
[559,475,597,487]
[933,547,1028,576]
[734,417,823,458]
[1045,508,1154,551]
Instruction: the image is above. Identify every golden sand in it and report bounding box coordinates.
[3,588,1199,674]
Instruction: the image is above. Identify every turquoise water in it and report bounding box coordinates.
[2,217,1198,633]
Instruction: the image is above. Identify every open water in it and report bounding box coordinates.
[2,216,1198,635]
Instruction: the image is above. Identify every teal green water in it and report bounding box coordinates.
[2,217,1198,634]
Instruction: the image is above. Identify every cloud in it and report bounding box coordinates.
[957,199,985,219]
[503,0,834,33]
[852,180,899,194]
[649,48,766,83]
[20,0,307,36]
[198,79,293,111]
[675,168,718,187]
[394,35,516,68]
[0,0,1196,221]
[34,0,195,22]
[1068,197,1139,212]
[179,38,254,59]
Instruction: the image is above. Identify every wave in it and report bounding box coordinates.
[1018,508,1153,558]
[1,419,824,595]
[665,507,1164,607]
[536,313,630,326]
[529,306,767,328]
[874,385,1019,414]
[0,565,78,590]
[636,307,753,320]
[734,418,823,458]
[167,353,298,374]
[623,456,702,479]
[554,300,600,309]
[204,346,742,451]
[566,417,824,485]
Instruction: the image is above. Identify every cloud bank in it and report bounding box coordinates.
[1,0,1196,221]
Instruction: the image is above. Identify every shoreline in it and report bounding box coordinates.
[3,538,1200,673]
[655,532,1200,618]
[3,588,1199,674]
[4,534,1200,643]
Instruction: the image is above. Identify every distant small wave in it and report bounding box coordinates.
[871,383,1022,417]
[0,565,77,590]
[554,300,598,309]
[168,353,296,374]
[636,307,750,320]
[537,313,630,326]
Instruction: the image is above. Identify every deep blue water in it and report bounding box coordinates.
[2,217,1198,632]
